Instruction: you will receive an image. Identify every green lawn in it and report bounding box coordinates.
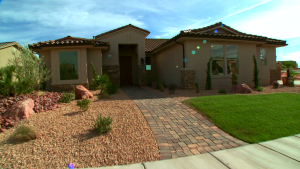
[183,93,300,143]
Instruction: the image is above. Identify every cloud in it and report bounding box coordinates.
[277,51,300,67]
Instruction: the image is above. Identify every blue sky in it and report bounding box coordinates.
[0,0,299,67]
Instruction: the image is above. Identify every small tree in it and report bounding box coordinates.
[205,58,213,90]
[90,62,111,95]
[281,61,296,78]
[6,43,51,95]
[252,54,260,88]
[231,72,238,86]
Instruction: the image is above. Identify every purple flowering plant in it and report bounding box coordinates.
[272,81,280,89]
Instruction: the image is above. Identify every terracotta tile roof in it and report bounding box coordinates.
[150,23,287,53]
[0,41,18,49]
[145,38,169,52]
[188,22,248,35]
[95,24,150,39]
[29,36,109,49]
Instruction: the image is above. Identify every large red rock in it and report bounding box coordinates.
[232,84,252,93]
[1,98,35,127]
[75,85,93,99]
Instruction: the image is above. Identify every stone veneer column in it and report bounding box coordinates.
[138,64,147,86]
[52,83,89,92]
[181,69,195,89]
[270,69,278,84]
[102,65,120,87]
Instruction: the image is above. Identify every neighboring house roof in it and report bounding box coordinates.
[29,36,110,49]
[0,41,21,50]
[95,24,150,39]
[145,38,169,52]
[150,22,287,53]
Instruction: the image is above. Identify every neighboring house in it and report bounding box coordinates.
[0,42,23,68]
[29,22,288,92]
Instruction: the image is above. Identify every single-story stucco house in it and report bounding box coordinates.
[0,42,24,68]
[28,22,287,92]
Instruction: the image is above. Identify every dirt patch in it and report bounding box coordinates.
[142,85,300,102]
[0,90,160,169]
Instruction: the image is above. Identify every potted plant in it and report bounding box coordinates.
[281,62,296,86]
[272,81,280,89]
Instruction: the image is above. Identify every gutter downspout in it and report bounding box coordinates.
[175,38,185,68]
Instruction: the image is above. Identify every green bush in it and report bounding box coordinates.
[159,82,164,92]
[205,58,212,90]
[219,88,227,94]
[59,92,75,103]
[231,72,238,86]
[77,98,90,111]
[252,54,260,88]
[8,124,38,143]
[93,114,113,134]
[168,84,177,94]
[90,62,111,94]
[156,80,164,90]
[194,82,200,93]
[256,86,264,91]
[106,82,119,95]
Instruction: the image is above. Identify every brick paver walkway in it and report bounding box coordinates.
[121,86,249,160]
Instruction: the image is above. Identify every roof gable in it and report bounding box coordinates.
[0,41,18,49]
[187,22,247,35]
[145,39,169,52]
[95,24,150,39]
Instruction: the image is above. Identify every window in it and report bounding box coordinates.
[226,45,239,74]
[211,44,239,75]
[260,48,267,65]
[59,51,79,80]
[211,44,224,75]
[146,57,151,70]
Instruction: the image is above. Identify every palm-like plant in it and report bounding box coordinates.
[281,62,296,78]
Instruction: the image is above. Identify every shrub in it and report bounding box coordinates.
[106,82,119,95]
[77,98,90,111]
[59,92,75,103]
[194,82,200,93]
[168,84,177,94]
[8,124,38,143]
[90,62,110,94]
[219,88,227,94]
[256,86,264,91]
[231,72,238,86]
[158,81,164,92]
[205,58,212,90]
[93,114,113,134]
[252,54,260,88]
[272,81,280,89]
[151,81,157,89]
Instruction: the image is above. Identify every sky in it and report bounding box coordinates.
[0,0,299,67]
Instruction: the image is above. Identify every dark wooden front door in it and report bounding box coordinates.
[119,56,132,85]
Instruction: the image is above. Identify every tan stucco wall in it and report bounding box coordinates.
[39,50,52,91]
[0,46,18,68]
[87,48,102,86]
[154,43,183,87]
[154,38,278,89]
[50,47,88,85]
[97,28,146,67]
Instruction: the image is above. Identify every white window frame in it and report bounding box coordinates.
[57,49,81,83]
[260,48,267,66]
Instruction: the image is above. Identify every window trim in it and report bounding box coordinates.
[211,44,239,76]
[260,48,267,66]
[57,49,81,83]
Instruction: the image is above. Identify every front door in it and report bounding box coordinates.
[119,56,132,85]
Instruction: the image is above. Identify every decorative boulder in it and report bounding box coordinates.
[232,84,252,93]
[2,98,35,127]
[75,85,93,99]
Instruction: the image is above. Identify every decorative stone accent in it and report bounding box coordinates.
[232,84,252,93]
[138,65,147,86]
[270,69,278,84]
[181,69,195,89]
[52,83,88,92]
[103,65,120,87]
[75,85,93,99]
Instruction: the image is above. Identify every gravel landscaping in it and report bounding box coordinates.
[0,89,160,169]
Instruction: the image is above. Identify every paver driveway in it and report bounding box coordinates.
[121,86,248,160]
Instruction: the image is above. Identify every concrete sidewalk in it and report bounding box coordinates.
[81,134,300,169]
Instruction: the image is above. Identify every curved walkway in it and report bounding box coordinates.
[121,86,248,160]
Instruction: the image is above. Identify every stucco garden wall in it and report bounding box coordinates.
[0,46,18,68]
[154,44,183,87]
